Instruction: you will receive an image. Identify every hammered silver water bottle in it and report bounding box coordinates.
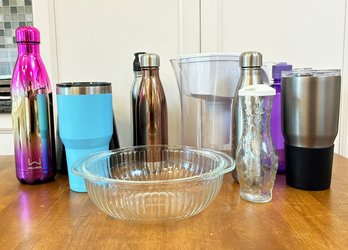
[232,52,264,183]
[134,53,168,146]
[236,84,277,203]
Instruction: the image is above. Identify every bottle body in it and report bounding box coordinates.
[232,67,263,182]
[11,35,56,184]
[270,82,285,173]
[135,67,168,145]
[131,71,143,145]
[270,62,292,174]
[56,124,67,175]
[236,91,277,203]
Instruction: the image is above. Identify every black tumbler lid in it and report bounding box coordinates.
[133,52,146,71]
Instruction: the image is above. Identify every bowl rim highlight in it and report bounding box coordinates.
[73,144,235,185]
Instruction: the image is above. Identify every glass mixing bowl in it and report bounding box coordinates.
[73,145,235,222]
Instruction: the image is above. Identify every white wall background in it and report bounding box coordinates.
[52,0,185,147]
[49,0,200,148]
[2,0,348,157]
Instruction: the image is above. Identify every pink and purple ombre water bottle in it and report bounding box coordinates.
[270,62,292,174]
[11,26,56,184]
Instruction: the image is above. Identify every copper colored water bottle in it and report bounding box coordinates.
[11,26,56,184]
[135,53,168,146]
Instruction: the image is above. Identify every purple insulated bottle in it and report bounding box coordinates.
[270,62,292,174]
[11,26,56,184]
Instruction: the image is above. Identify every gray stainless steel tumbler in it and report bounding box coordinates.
[282,69,341,190]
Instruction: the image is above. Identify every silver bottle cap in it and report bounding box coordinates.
[239,51,262,68]
[140,53,160,68]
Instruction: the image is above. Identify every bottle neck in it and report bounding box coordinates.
[134,70,142,78]
[142,67,160,78]
[240,67,263,86]
[273,78,281,84]
[240,67,262,78]
[17,43,40,55]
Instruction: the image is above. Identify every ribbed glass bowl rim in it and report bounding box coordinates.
[76,145,235,185]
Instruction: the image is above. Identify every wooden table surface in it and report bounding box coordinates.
[0,155,348,249]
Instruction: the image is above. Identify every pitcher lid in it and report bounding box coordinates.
[172,53,239,64]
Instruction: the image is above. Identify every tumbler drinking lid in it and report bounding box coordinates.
[56,82,112,95]
[282,69,341,78]
[238,84,275,96]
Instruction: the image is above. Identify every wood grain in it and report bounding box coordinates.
[0,155,348,249]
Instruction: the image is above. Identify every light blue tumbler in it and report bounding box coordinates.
[56,82,113,192]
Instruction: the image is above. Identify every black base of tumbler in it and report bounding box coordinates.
[285,144,334,191]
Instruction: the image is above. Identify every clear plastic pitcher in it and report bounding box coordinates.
[171,53,271,155]
[171,54,241,154]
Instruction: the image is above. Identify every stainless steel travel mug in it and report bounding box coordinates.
[282,69,341,190]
